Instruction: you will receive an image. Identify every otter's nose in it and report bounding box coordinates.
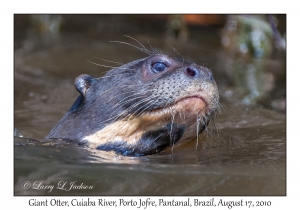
[185,67,198,77]
[184,66,214,81]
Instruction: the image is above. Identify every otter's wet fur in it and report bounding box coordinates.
[44,38,220,156]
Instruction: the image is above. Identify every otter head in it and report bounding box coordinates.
[45,54,219,156]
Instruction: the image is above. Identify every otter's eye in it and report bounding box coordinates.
[152,62,167,73]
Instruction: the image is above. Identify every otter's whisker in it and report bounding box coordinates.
[94,56,124,65]
[113,95,157,122]
[106,92,154,119]
[110,40,151,55]
[123,96,159,120]
[168,44,185,67]
[107,95,151,122]
[134,97,161,117]
[211,112,219,138]
[218,101,226,113]
[86,60,137,71]
[111,90,151,109]
[170,113,175,150]
[94,66,137,78]
[98,72,135,79]
[196,113,200,149]
[147,39,160,55]
[123,35,152,55]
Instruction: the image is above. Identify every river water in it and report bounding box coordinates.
[14,15,286,195]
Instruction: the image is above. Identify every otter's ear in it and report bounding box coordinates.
[74,74,95,96]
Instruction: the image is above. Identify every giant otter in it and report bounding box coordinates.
[44,53,219,156]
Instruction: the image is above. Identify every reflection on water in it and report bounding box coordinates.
[14,15,286,196]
